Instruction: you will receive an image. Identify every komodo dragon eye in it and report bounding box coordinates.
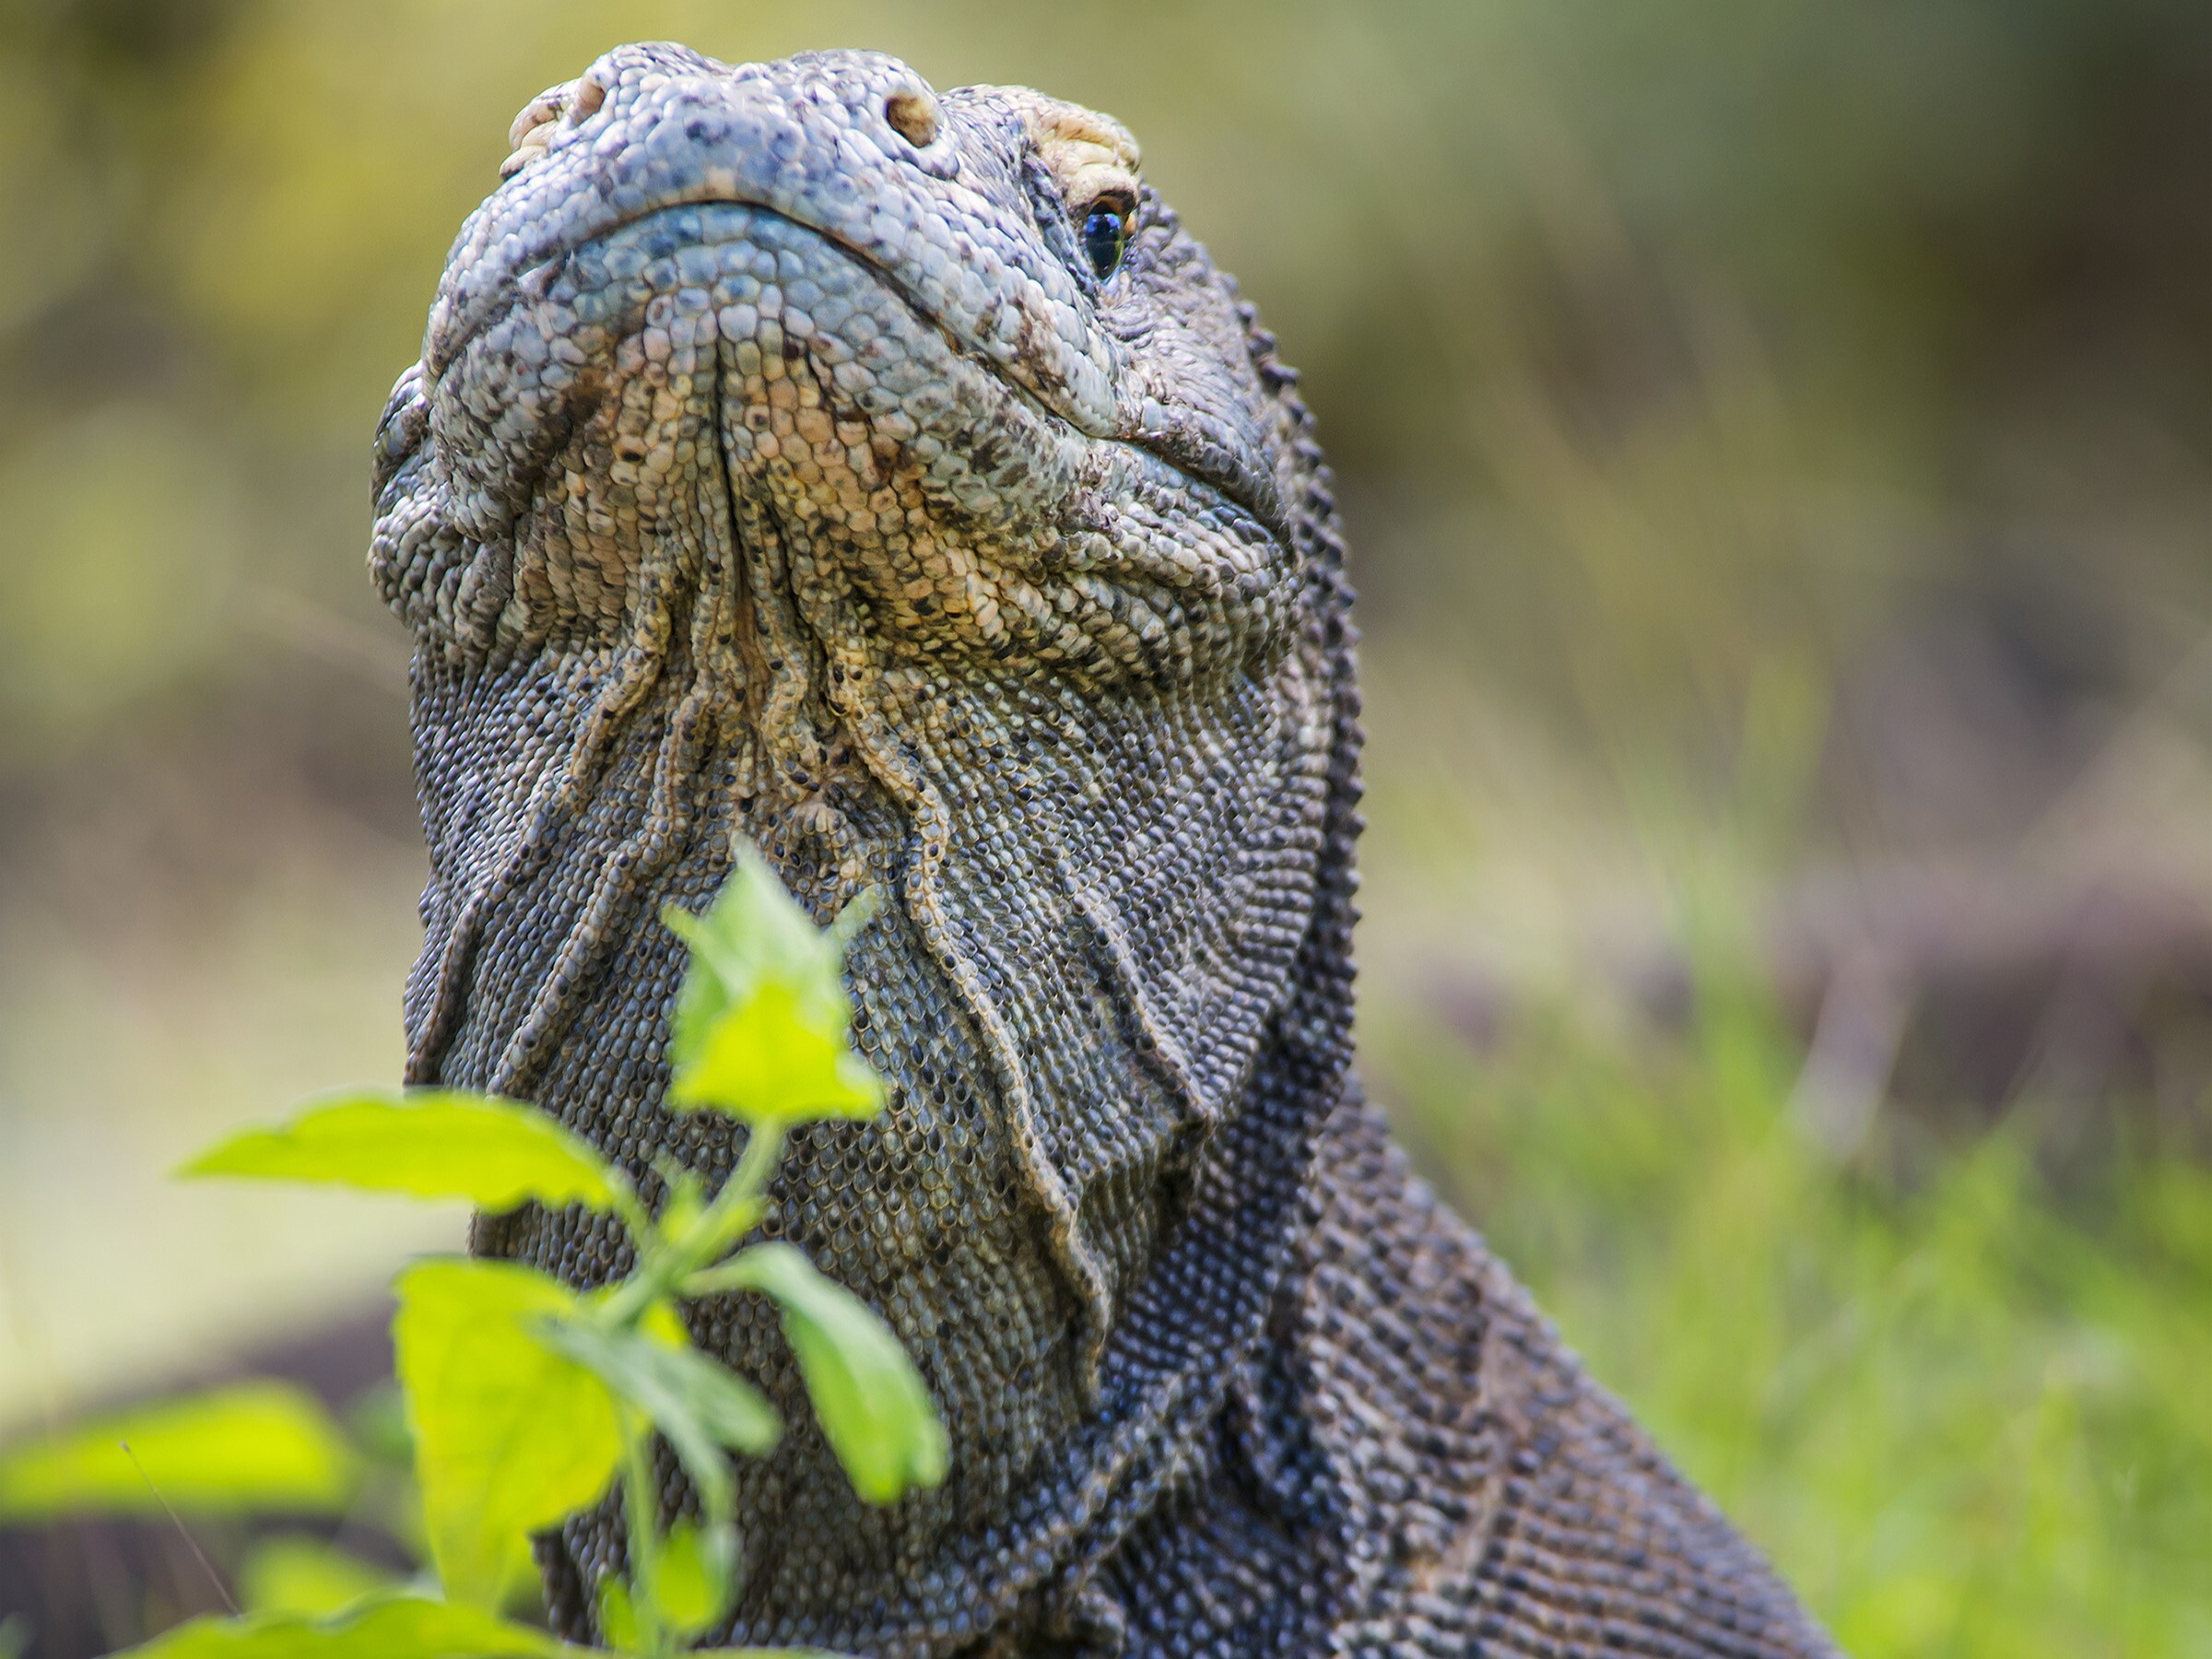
[1080,199,1131,279]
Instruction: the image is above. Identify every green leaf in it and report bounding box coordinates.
[716,1244,947,1505]
[345,1380,414,1470]
[598,1573,641,1653]
[662,850,882,1125]
[646,1518,735,1641]
[393,1259,624,1608]
[182,1090,627,1217]
[668,980,883,1125]
[0,1382,356,1519]
[108,1594,571,1656]
[653,1157,711,1242]
[534,1314,780,1517]
[237,1535,404,1615]
[665,849,854,1040]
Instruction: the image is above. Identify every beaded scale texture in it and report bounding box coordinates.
[371,41,1841,1657]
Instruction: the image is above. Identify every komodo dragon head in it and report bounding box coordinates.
[372,41,1360,1651]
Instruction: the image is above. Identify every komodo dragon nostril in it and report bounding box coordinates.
[885,87,940,147]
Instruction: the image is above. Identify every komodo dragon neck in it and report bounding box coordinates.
[371,41,1840,1658]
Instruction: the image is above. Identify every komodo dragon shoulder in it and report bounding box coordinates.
[371,41,1841,1658]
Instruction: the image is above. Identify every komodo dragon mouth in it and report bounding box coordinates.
[371,41,1839,1659]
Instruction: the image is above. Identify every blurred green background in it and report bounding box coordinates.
[1,0,2206,1653]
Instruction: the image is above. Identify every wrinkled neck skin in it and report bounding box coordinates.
[372,43,1360,1653]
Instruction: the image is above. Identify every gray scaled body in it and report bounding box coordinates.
[371,41,1841,1658]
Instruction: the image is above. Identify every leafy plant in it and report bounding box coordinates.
[0,1383,359,1522]
[0,850,946,1658]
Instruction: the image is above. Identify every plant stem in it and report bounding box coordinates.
[609,1178,657,1256]
[719,1121,786,1234]
[621,1411,671,1659]
[599,1121,786,1328]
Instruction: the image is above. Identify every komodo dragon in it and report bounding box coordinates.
[371,41,1841,1657]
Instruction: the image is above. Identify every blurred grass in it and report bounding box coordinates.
[1357,672,2212,1653]
[0,0,2207,1650]
[1373,972,2212,1657]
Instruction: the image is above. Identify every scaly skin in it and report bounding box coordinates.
[371,42,1840,1657]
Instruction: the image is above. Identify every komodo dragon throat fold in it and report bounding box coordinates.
[371,41,1841,1658]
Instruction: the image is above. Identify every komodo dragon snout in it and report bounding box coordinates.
[371,41,1841,1657]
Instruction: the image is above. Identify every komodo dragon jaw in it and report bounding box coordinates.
[371,41,1840,1659]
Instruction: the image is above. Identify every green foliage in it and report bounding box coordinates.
[639,1520,731,1641]
[115,1595,569,1658]
[702,1245,947,1506]
[182,1088,638,1218]
[537,1317,782,1510]
[3,852,945,1659]
[0,1382,357,1520]
[665,853,883,1124]
[235,1537,404,1616]
[392,1258,627,1608]
[670,981,883,1125]
[1380,969,2212,1659]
